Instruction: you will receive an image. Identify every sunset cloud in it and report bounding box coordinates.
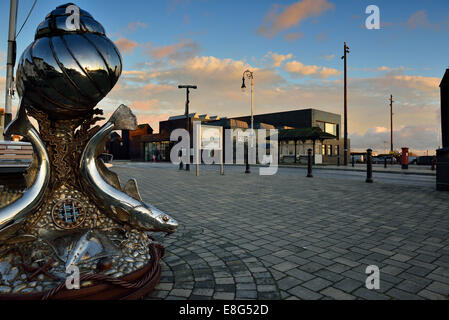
[258,0,334,38]
[132,99,160,111]
[126,21,148,32]
[270,53,293,67]
[284,60,341,78]
[284,32,304,42]
[91,50,441,155]
[406,10,440,31]
[350,125,440,154]
[147,40,200,60]
[114,37,138,54]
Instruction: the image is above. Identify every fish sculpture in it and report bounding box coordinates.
[79,104,178,234]
[0,101,50,241]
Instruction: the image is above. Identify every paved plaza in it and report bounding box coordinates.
[112,162,449,300]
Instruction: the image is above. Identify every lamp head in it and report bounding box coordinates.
[241,77,246,91]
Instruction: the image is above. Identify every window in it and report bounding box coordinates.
[327,145,332,156]
[322,144,326,155]
[288,141,295,155]
[325,123,337,136]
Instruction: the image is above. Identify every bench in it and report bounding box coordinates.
[0,141,33,174]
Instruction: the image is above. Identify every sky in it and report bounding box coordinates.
[1,0,448,154]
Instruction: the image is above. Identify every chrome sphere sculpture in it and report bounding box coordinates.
[16,3,122,120]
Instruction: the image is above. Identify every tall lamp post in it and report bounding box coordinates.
[341,42,350,165]
[3,0,19,137]
[241,70,254,174]
[389,94,394,153]
[178,85,197,171]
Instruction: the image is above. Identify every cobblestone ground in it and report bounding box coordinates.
[112,164,449,300]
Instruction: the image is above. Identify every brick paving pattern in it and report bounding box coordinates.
[112,164,449,300]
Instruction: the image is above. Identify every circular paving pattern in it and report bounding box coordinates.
[146,226,280,300]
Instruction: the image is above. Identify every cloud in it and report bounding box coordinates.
[257,0,334,38]
[350,125,440,154]
[283,32,304,42]
[284,60,341,78]
[322,54,335,61]
[406,10,440,31]
[131,99,160,111]
[315,31,328,42]
[183,14,191,25]
[0,51,6,71]
[114,37,138,54]
[146,40,200,60]
[126,21,148,32]
[269,53,293,67]
[99,50,439,155]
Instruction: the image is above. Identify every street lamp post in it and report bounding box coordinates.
[178,85,197,171]
[341,42,350,166]
[241,70,254,174]
[3,0,19,137]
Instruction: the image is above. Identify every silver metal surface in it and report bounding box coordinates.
[0,102,50,240]
[15,3,122,120]
[80,105,179,234]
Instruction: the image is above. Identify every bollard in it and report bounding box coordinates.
[431,157,436,171]
[179,149,183,170]
[366,149,373,183]
[401,147,409,170]
[352,156,355,167]
[337,156,340,167]
[307,148,313,178]
[384,157,387,168]
[245,142,251,174]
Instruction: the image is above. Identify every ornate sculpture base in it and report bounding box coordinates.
[0,108,173,299]
[0,243,164,300]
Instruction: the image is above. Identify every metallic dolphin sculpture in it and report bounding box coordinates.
[0,101,51,241]
[79,105,178,234]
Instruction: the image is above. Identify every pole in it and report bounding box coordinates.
[4,0,19,133]
[342,42,350,166]
[220,127,224,175]
[366,149,373,183]
[194,120,200,177]
[186,88,190,171]
[390,94,394,153]
[178,85,197,172]
[307,149,313,178]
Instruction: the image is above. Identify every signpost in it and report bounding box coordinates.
[194,123,224,176]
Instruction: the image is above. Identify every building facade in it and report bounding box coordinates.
[114,108,350,165]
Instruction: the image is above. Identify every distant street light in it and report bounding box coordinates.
[178,85,197,171]
[389,94,394,153]
[241,70,254,174]
[341,42,350,166]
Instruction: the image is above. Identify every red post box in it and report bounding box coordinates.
[401,147,409,169]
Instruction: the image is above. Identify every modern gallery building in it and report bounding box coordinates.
[110,108,349,165]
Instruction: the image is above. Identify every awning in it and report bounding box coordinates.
[279,127,337,141]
